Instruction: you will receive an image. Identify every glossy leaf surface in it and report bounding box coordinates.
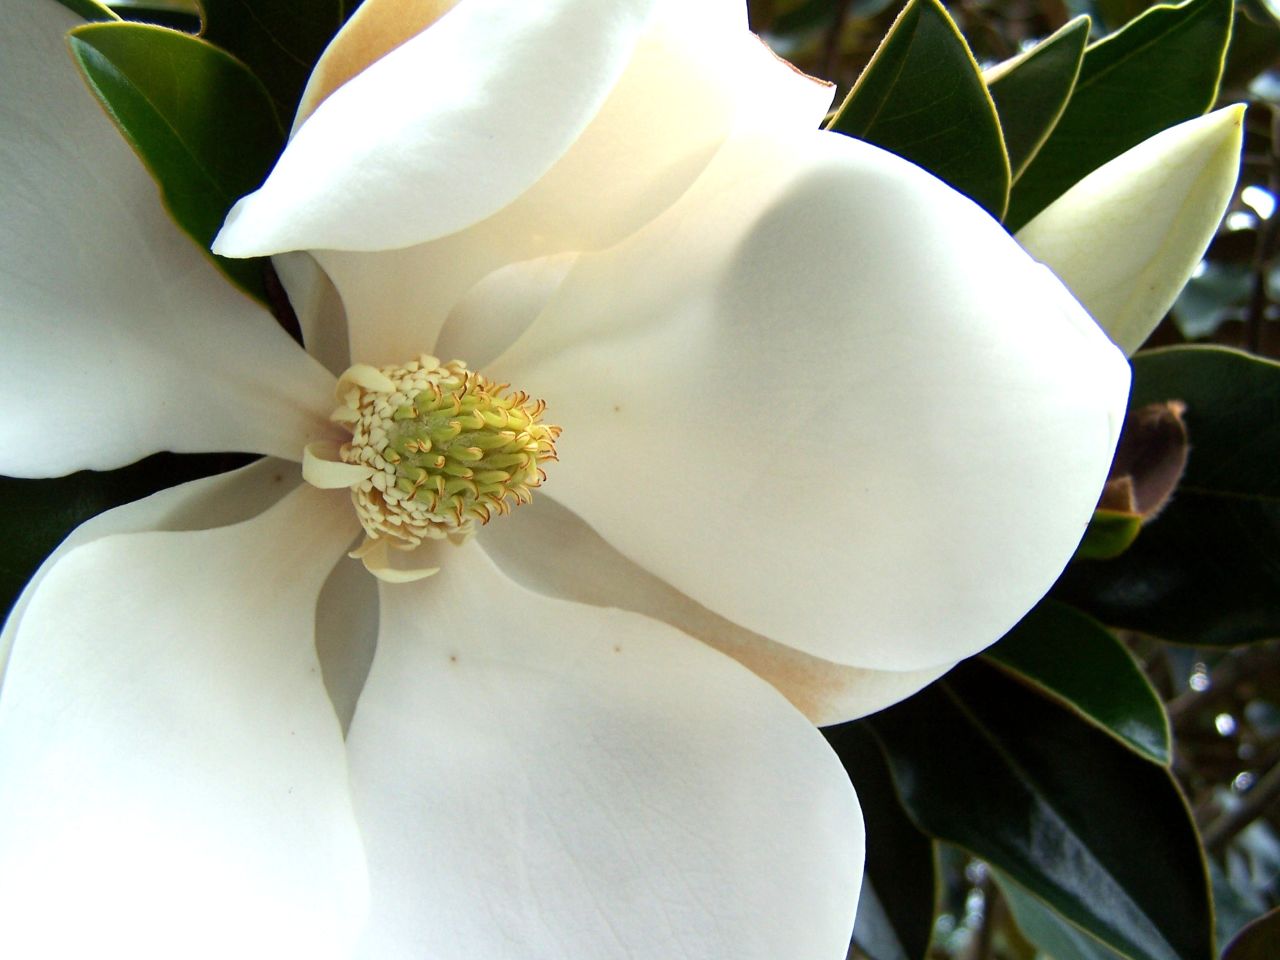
[984,599,1170,764]
[827,0,1010,217]
[827,722,934,960]
[867,659,1211,960]
[1056,347,1280,647]
[68,21,284,299]
[1005,0,1232,231]
[997,869,1128,960]
[986,16,1089,178]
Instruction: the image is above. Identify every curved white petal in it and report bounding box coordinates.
[316,222,531,367]
[346,538,863,959]
[492,129,1131,672]
[292,0,462,131]
[434,252,579,370]
[0,1,337,476]
[0,483,367,958]
[226,1,832,366]
[274,251,352,375]
[215,0,661,255]
[480,495,951,725]
[0,457,299,682]
[1017,106,1245,355]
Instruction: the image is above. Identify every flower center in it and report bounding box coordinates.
[325,355,559,558]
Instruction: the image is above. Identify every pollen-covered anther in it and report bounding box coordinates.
[327,355,560,563]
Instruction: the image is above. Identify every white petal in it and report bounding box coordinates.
[346,538,863,959]
[434,252,579,369]
[1017,106,1245,355]
[316,222,530,367]
[0,457,299,682]
[469,6,833,258]
[0,483,367,959]
[225,1,832,366]
[273,250,352,375]
[492,129,1131,672]
[0,1,338,476]
[480,495,951,725]
[291,0,463,131]
[219,0,831,258]
[215,0,661,256]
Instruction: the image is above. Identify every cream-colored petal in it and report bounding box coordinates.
[0,458,299,682]
[230,2,833,367]
[434,252,579,370]
[493,129,1130,672]
[0,1,337,476]
[480,495,951,725]
[0,483,367,958]
[215,0,661,256]
[303,441,374,488]
[1017,106,1245,355]
[316,223,526,367]
[345,538,863,959]
[293,0,461,129]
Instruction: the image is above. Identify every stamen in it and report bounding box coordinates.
[316,356,560,571]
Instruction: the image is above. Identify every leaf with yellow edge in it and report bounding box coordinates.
[827,0,1010,218]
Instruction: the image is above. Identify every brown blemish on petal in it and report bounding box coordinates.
[751,33,833,93]
[295,0,462,128]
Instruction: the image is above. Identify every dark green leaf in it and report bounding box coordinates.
[1077,508,1144,560]
[1221,905,1280,960]
[1005,0,1233,231]
[1056,347,1280,647]
[200,0,344,120]
[984,599,1171,764]
[1095,0,1165,32]
[826,0,1010,217]
[0,454,252,623]
[997,869,1129,960]
[825,722,935,960]
[67,21,284,300]
[54,0,118,20]
[867,658,1212,960]
[106,0,201,31]
[987,16,1090,179]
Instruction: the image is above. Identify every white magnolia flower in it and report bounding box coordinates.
[4,0,1241,956]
